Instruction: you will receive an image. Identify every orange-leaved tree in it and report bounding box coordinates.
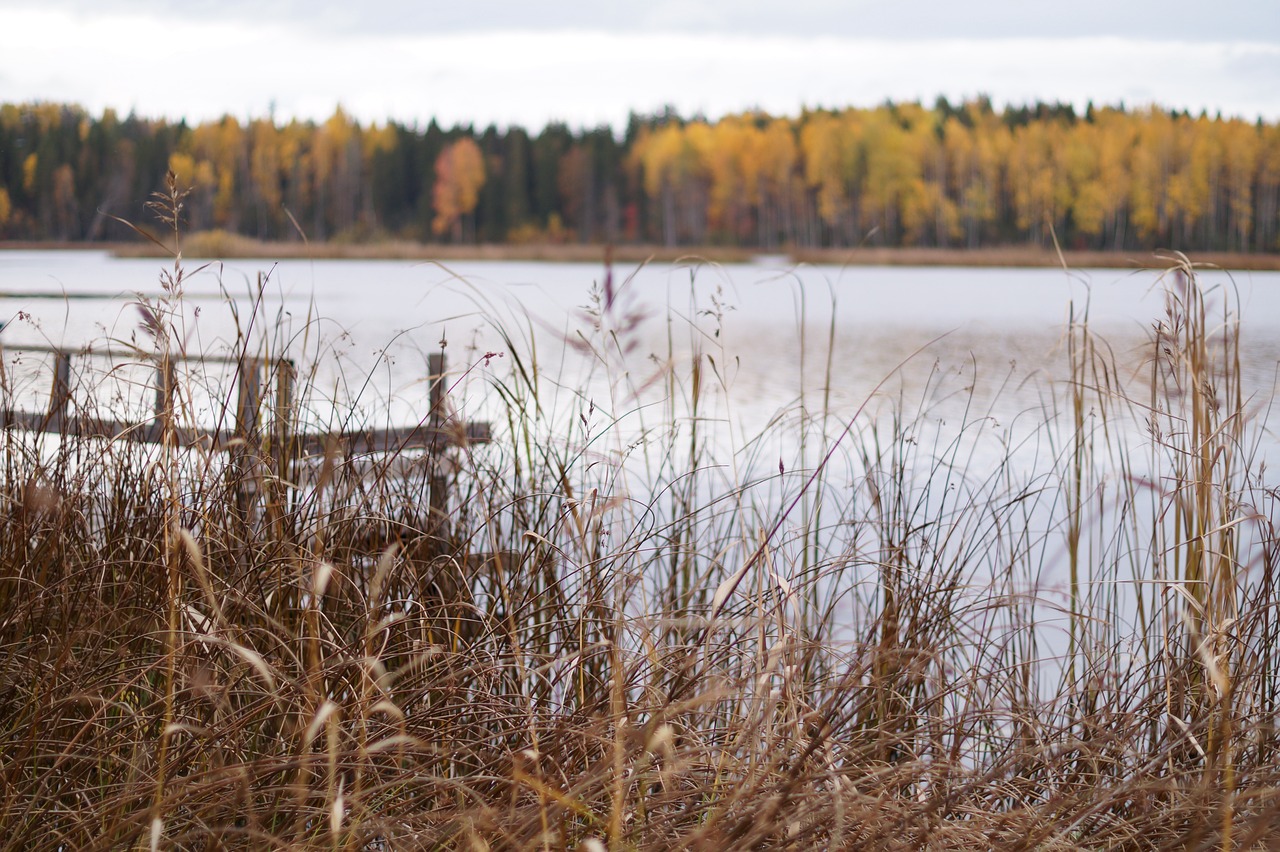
[432,137,486,241]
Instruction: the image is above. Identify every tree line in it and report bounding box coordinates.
[1,98,1277,252]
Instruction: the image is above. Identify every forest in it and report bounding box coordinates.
[0,97,1277,252]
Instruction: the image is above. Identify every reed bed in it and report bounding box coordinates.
[0,191,1276,852]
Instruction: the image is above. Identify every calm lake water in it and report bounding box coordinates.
[1,251,1276,444]
[3,250,1276,652]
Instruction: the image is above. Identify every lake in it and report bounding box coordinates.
[3,250,1277,658]
[2,252,1277,435]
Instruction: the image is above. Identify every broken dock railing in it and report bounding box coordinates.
[0,345,490,534]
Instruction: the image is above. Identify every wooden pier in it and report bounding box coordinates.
[1,346,487,450]
[0,345,490,531]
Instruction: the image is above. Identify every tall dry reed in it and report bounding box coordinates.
[0,231,1276,850]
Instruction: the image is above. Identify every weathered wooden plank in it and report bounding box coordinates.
[294,421,491,457]
[1,349,491,458]
[235,360,262,440]
[6,342,253,365]
[0,409,491,455]
[47,350,72,431]
[0,409,230,447]
[427,352,451,550]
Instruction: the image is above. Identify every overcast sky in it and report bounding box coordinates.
[1,1,1276,129]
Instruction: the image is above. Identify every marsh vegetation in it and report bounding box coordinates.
[0,200,1277,850]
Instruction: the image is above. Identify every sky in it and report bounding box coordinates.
[1,0,1277,130]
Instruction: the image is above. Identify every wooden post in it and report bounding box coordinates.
[269,358,299,527]
[47,350,72,432]
[273,358,296,472]
[426,352,450,553]
[236,360,262,441]
[233,358,263,518]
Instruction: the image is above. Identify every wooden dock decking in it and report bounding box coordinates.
[0,344,490,478]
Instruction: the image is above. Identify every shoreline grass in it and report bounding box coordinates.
[0,210,1277,849]
[4,236,1280,270]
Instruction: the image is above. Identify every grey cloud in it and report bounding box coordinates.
[4,0,1277,41]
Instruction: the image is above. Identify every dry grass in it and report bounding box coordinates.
[76,232,1280,270]
[105,232,764,265]
[790,245,1280,271]
[0,195,1277,851]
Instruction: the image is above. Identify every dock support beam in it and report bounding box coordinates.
[426,352,451,554]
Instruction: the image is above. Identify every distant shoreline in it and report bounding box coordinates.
[3,238,1278,271]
